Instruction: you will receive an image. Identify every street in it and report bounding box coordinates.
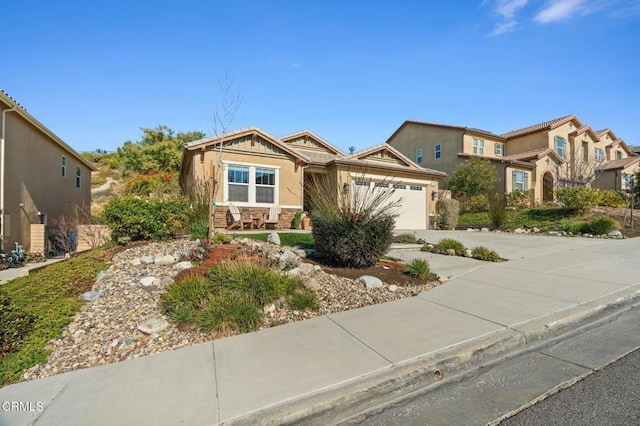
[339,305,640,426]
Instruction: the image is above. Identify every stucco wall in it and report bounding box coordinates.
[2,112,92,251]
[462,134,505,159]
[386,124,464,188]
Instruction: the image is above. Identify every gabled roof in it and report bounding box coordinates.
[607,138,634,155]
[280,130,346,157]
[386,120,504,143]
[340,143,445,176]
[503,147,565,163]
[184,126,311,162]
[597,156,640,171]
[569,125,600,142]
[500,114,581,139]
[0,90,97,171]
[596,128,618,141]
[457,153,536,169]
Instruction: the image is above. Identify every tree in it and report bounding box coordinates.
[117,126,205,175]
[448,157,497,197]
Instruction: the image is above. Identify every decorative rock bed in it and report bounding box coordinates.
[21,237,441,382]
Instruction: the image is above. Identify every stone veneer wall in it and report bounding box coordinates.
[213,206,301,230]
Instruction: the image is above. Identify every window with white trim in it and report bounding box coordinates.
[495,143,504,156]
[554,136,566,158]
[472,138,484,155]
[416,149,423,164]
[512,171,528,191]
[226,164,278,204]
[227,165,250,202]
[594,148,604,162]
[434,143,441,159]
[623,174,633,190]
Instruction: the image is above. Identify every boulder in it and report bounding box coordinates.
[303,277,321,291]
[279,250,298,264]
[96,270,114,281]
[82,291,101,302]
[159,276,175,287]
[140,276,157,287]
[129,258,142,267]
[286,268,301,276]
[464,249,473,258]
[481,227,490,233]
[137,318,169,335]
[174,261,193,272]
[313,265,322,272]
[357,275,383,289]
[514,228,526,234]
[388,284,398,292]
[293,249,307,258]
[154,254,176,266]
[298,263,315,275]
[267,233,281,245]
[304,249,317,257]
[140,256,154,265]
[608,230,622,238]
[446,249,456,256]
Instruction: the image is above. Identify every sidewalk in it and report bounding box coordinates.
[1,232,639,425]
[0,257,67,285]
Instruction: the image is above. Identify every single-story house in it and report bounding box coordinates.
[179,127,446,230]
[0,90,96,252]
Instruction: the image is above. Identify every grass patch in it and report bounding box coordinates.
[0,251,108,385]
[162,261,318,334]
[404,259,436,280]
[243,233,315,249]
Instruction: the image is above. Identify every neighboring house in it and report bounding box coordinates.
[180,127,446,230]
[0,90,96,252]
[593,157,640,192]
[386,114,636,204]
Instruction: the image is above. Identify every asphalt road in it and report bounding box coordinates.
[501,348,640,426]
[339,306,640,426]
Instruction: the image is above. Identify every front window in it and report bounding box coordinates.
[416,149,423,164]
[624,174,633,190]
[62,156,66,177]
[473,138,484,155]
[495,143,504,156]
[227,165,250,202]
[434,144,441,159]
[554,136,566,158]
[255,168,275,203]
[582,142,589,162]
[594,148,604,162]
[227,164,277,204]
[76,166,81,188]
[513,171,528,191]
[616,150,623,160]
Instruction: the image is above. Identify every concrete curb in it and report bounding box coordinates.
[226,288,640,425]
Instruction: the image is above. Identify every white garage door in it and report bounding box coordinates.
[352,179,427,230]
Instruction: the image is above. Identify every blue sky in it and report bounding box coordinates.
[2,0,639,154]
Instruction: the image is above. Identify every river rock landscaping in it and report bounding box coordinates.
[21,237,440,382]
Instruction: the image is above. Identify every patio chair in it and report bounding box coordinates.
[263,206,281,230]
[226,204,253,230]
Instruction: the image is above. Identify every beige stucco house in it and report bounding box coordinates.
[387,115,636,204]
[0,90,96,252]
[180,127,446,230]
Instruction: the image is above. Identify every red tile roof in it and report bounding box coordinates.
[500,114,579,139]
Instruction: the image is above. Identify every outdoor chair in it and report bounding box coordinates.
[263,206,281,229]
[226,204,253,230]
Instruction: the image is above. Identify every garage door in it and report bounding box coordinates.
[352,179,427,230]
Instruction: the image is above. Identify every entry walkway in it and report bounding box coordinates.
[1,232,639,425]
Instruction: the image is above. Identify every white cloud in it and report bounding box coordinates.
[484,0,529,36]
[534,0,587,24]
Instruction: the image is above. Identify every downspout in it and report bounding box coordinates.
[1,106,17,252]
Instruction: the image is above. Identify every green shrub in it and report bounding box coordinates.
[0,294,37,356]
[161,274,211,317]
[584,216,619,235]
[196,294,261,333]
[436,199,460,230]
[471,246,502,262]
[437,238,465,254]
[392,233,419,244]
[467,194,489,213]
[308,174,400,268]
[102,196,191,241]
[488,192,508,229]
[404,259,435,280]
[556,187,599,214]
[210,233,232,244]
[292,211,303,229]
[596,190,627,208]
[506,190,531,210]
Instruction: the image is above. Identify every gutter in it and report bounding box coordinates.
[1,105,17,252]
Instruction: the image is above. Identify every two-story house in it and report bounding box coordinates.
[1,90,96,253]
[592,128,639,192]
[387,115,637,204]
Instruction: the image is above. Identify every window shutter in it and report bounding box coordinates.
[512,171,517,192]
[524,173,529,190]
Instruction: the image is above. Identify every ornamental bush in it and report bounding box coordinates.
[101,196,191,241]
[506,190,531,210]
[556,187,599,214]
[584,216,620,235]
[596,190,627,208]
[436,199,460,230]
